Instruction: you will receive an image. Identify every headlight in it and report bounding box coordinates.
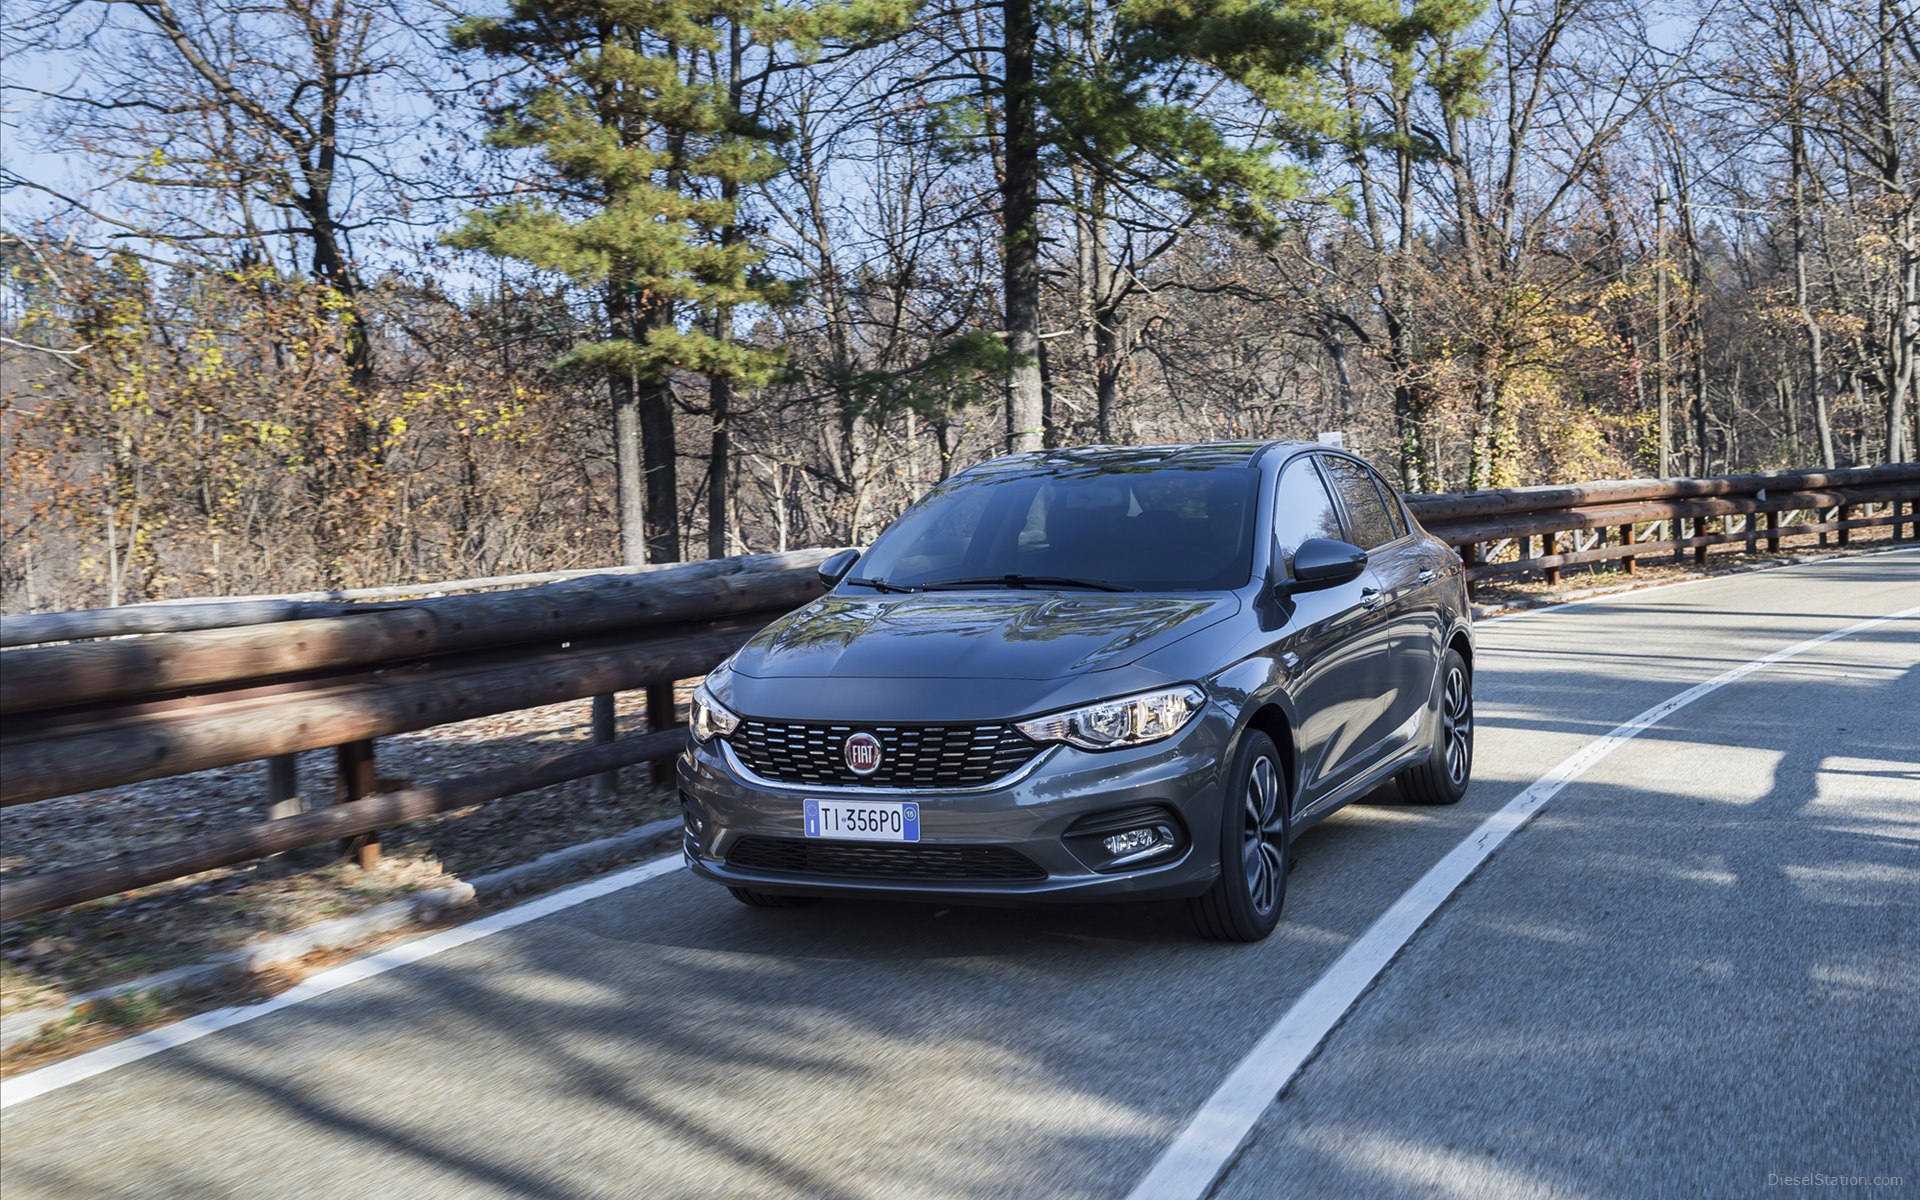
[691,661,741,743]
[1014,685,1206,750]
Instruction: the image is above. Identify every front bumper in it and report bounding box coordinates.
[678,705,1235,903]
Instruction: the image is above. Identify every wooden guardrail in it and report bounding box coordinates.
[0,550,840,920]
[1404,463,1920,585]
[2,464,1916,922]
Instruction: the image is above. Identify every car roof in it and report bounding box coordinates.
[973,440,1319,474]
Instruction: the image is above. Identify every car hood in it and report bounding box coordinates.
[733,590,1240,683]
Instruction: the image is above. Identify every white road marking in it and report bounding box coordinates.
[0,855,685,1110]
[1125,600,1920,1200]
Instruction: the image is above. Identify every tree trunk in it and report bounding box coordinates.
[1483,380,1516,489]
[1874,0,1912,463]
[934,420,955,480]
[606,276,649,566]
[1888,201,1915,463]
[1787,83,1837,470]
[638,373,681,563]
[1002,0,1045,453]
[611,370,649,565]
[1073,164,1124,443]
[1394,384,1425,492]
[709,23,742,560]
[1671,152,1711,477]
[708,371,731,560]
[1094,314,1122,442]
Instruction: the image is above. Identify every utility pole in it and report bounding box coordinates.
[1655,180,1671,478]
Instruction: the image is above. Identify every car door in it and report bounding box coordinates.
[1314,455,1414,769]
[1354,463,1448,743]
[1269,456,1395,808]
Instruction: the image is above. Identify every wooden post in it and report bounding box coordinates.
[1742,511,1756,554]
[266,754,301,821]
[1620,524,1636,575]
[1837,503,1852,547]
[337,739,380,868]
[647,682,676,785]
[1694,516,1711,566]
[4,728,691,922]
[1543,532,1561,586]
[1766,510,1781,553]
[591,693,618,798]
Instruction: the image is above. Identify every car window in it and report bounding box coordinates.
[1370,471,1407,538]
[1273,458,1346,573]
[1320,456,1399,550]
[853,464,1260,591]
[874,481,994,581]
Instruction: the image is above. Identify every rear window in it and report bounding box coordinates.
[854,464,1260,591]
[1320,457,1399,550]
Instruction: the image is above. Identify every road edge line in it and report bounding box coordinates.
[1125,601,1920,1200]
[0,854,685,1110]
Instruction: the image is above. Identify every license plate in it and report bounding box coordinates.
[804,799,920,842]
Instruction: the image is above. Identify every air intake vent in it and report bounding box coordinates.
[726,837,1045,881]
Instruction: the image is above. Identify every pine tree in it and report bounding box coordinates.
[928,0,1392,451]
[449,0,867,563]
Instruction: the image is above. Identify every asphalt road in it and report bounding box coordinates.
[4,551,1916,1199]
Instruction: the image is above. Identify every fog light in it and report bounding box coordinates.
[1102,824,1176,865]
[1103,828,1161,856]
[1064,805,1187,872]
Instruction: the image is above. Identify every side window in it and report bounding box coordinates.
[1273,458,1346,572]
[1370,471,1407,538]
[1321,456,1398,550]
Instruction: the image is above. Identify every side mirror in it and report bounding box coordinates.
[1283,538,1367,593]
[818,548,861,588]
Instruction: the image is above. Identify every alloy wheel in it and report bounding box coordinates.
[1242,754,1287,915]
[1442,664,1473,787]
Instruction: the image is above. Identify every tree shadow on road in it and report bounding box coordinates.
[1206,654,1919,1199]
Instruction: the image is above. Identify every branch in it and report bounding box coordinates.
[0,336,93,358]
[114,0,308,149]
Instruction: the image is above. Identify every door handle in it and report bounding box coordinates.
[1417,569,1436,583]
[1360,586,1386,610]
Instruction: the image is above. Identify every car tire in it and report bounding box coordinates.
[1189,729,1289,943]
[727,887,819,909]
[1398,648,1473,805]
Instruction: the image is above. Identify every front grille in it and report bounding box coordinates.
[726,836,1045,881]
[731,720,1043,788]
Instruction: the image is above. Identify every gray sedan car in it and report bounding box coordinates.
[679,441,1474,940]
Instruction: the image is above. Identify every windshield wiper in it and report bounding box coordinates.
[918,574,1136,593]
[844,576,919,594]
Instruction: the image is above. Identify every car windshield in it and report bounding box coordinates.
[851,463,1259,592]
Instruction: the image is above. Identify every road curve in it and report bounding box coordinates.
[3,550,1916,1199]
